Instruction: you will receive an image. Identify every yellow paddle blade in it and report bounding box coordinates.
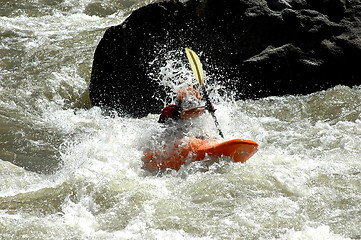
[185,48,204,86]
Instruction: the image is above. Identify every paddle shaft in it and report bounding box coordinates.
[201,84,224,138]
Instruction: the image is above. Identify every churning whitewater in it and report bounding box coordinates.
[0,1,360,239]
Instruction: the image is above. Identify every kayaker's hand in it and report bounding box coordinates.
[205,101,216,113]
[181,107,205,119]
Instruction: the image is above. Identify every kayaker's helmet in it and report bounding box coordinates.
[175,87,202,109]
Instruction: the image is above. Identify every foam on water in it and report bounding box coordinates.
[1,97,361,239]
[8,85,357,239]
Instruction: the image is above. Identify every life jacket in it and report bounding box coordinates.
[158,104,181,123]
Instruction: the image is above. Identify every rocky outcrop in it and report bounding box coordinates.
[89,0,361,117]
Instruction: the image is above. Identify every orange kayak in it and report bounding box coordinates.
[142,137,258,171]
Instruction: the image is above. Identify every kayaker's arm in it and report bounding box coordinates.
[180,107,205,119]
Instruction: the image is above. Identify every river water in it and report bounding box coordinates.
[0,0,360,239]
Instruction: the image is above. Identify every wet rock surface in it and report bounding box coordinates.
[90,0,361,117]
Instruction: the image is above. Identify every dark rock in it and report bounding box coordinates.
[89,0,361,117]
[267,0,292,11]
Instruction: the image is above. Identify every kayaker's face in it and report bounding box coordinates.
[179,96,202,109]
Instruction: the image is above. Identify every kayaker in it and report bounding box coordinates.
[158,87,213,123]
[143,86,216,157]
